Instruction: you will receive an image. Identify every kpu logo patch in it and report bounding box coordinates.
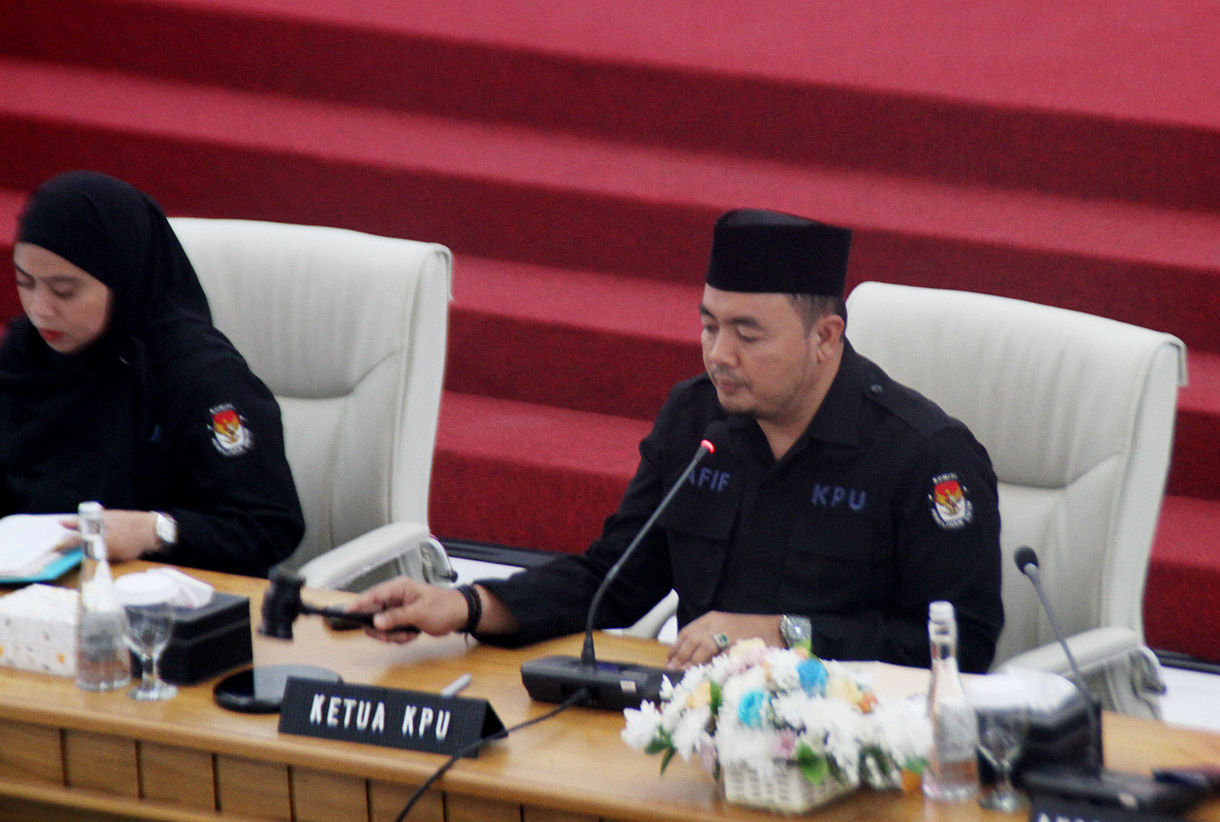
[209,404,254,456]
[929,473,973,529]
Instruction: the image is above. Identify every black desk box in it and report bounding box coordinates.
[130,592,252,685]
[977,684,1095,787]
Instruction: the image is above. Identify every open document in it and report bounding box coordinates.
[0,514,80,580]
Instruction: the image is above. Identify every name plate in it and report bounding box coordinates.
[278,677,505,757]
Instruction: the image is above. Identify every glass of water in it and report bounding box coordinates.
[967,674,1030,812]
[115,573,179,701]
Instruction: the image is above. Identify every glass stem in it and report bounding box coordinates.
[141,653,158,691]
[996,763,1013,794]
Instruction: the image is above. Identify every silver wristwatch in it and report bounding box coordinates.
[779,615,813,649]
[153,512,178,547]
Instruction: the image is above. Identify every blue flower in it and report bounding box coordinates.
[737,690,768,727]
[797,658,828,695]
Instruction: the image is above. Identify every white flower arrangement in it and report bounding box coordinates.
[622,639,931,794]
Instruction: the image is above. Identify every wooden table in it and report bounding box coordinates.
[2,564,1219,822]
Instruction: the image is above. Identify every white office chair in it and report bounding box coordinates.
[171,218,456,591]
[846,281,1186,718]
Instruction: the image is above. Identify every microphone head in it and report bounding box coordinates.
[701,420,731,455]
[1014,545,1039,574]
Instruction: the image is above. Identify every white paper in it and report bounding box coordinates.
[0,514,76,576]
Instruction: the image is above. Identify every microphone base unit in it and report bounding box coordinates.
[1022,763,1208,815]
[1019,688,1101,775]
[521,655,681,711]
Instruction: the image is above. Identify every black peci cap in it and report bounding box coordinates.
[705,209,851,297]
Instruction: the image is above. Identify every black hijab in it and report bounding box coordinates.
[0,171,232,513]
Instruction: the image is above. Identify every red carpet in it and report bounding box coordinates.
[2,0,1220,659]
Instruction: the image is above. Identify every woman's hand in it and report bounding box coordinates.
[58,510,162,560]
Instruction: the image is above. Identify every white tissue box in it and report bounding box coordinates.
[0,584,78,677]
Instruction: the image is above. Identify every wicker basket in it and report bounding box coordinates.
[723,761,855,814]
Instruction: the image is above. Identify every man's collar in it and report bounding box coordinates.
[800,339,866,449]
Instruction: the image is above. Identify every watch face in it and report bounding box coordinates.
[155,514,177,545]
[781,616,811,647]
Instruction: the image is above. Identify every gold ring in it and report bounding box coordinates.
[713,632,730,650]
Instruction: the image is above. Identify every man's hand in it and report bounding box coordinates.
[667,612,783,669]
[348,577,469,644]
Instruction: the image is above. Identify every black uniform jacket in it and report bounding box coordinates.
[480,341,1003,673]
[0,331,303,578]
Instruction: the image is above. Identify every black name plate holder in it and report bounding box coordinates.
[278,677,504,757]
[1029,795,1184,822]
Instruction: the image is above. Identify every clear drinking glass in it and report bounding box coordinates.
[114,573,179,701]
[967,674,1030,812]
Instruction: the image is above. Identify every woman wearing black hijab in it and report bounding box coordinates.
[0,171,304,576]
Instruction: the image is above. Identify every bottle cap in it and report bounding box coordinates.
[929,600,955,621]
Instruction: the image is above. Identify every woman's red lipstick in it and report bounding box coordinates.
[38,329,63,343]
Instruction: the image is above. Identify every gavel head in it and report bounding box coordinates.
[260,567,305,639]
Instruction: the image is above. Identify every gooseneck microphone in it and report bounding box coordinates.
[579,421,726,667]
[1013,546,1101,770]
[1014,546,1206,813]
[521,421,728,710]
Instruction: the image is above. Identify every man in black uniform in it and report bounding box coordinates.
[353,209,1004,673]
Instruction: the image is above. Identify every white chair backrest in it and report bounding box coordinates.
[845,282,1185,667]
[170,218,451,570]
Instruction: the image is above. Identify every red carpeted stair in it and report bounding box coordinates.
[2,0,1219,660]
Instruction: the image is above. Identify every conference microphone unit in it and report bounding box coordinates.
[521,421,728,711]
[1013,545,1104,772]
[1013,546,1208,814]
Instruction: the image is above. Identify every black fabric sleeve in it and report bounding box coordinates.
[150,351,304,577]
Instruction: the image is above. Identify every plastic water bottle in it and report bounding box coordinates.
[923,600,979,802]
[75,501,131,691]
